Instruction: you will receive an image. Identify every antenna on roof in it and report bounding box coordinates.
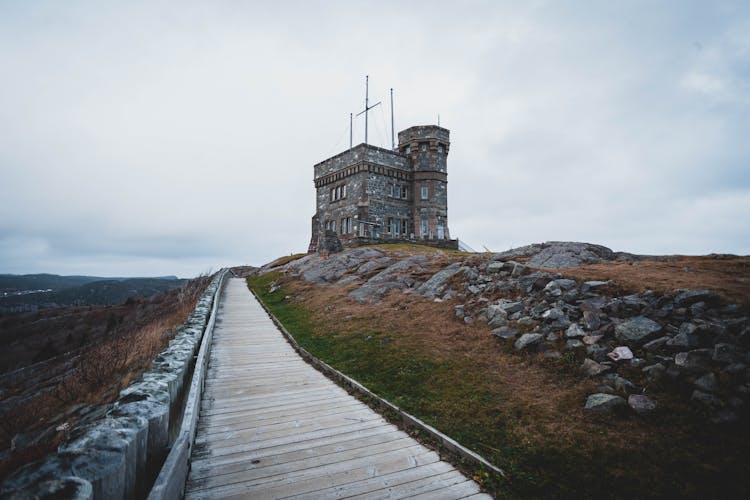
[349,113,353,150]
[390,88,395,150]
[355,75,381,145]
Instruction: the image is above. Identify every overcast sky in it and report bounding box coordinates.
[1,1,748,278]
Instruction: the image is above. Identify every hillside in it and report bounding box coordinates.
[0,276,211,481]
[247,242,750,498]
[0,274,184,313]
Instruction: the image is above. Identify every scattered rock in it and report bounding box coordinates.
[674,289,718,307]
[582,335,603,345]
[643,336,670,351]
[492,326,518,340]
[615,316,662,344]
[694,373,719,393]
[675,349,712,373]
[607,346,634,362]
[642,363,666,381]
[610,375,637,394]
[628,394,657,415]
[514,333,544,351]
[582,281,609,293]
[586,344,610,362]
[666,331,699,350]
[582,310,601,330]
[510,263,527,278]
[486,262,505,274]
[581,358,610,377]
[486,304,509,323]
[565,324,585,338]
[542,308,571,329]
[499,301,524,315]
[584,393,627,414]
[713,343,740,364]
[454,305,465,319]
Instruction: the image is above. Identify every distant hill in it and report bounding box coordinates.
[0,274,184,313]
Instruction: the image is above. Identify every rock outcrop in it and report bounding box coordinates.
[269,243,749,423]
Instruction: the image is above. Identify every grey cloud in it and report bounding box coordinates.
[0,1,748,277]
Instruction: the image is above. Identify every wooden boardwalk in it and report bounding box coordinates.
[185,278,490,499]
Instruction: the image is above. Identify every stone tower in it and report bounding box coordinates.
[398,125,450,241]
[308,125,455,253]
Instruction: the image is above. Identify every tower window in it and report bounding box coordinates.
[421,186,429,200]
[401,185,408,199]
[387,183,393,197]
[438,144,444,153]
[421,219,428,237]
[420,143,427,152]
[405,145,411,154]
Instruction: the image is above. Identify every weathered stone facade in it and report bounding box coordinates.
[309,125,456,253]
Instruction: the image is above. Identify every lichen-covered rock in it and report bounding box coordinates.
[694,373,719,393]
[415,262,462,298]
[584,393,627,414]
[565,324,585,338]
[581,358,609,377]
[492,326,518,340]
[628,394,657,415]
[642,363,666,381]
[514,333,544,350]
[675,349,712,373]
[713,343,740,364]
[615,316,662,344]
[643,336,670,351]
[674,289,718,307]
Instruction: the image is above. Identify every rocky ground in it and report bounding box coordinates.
[270,242,750,424]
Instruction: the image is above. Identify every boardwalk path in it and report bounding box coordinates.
[185,278,490,499]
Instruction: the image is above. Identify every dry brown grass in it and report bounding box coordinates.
[557,255,750,308]
[287,278,643,453]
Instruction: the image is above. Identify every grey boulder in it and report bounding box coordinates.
[615,316,662,344]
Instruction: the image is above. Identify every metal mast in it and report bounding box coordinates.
[355,75,380,145]
[349,113,353,149]
[390,88,395,150]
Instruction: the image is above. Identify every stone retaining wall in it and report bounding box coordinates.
[1,270,227,500]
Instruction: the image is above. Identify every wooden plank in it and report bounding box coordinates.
[287,462,458,499]
[186,447,440,498]
[190,420,389,460]
[190,436,420,486]
[190,427,407,477]
[198,399,366,431]
[405,479,483,499]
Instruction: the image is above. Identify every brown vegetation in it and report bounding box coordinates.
[559,255,750,308]
[0,276,211,480]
